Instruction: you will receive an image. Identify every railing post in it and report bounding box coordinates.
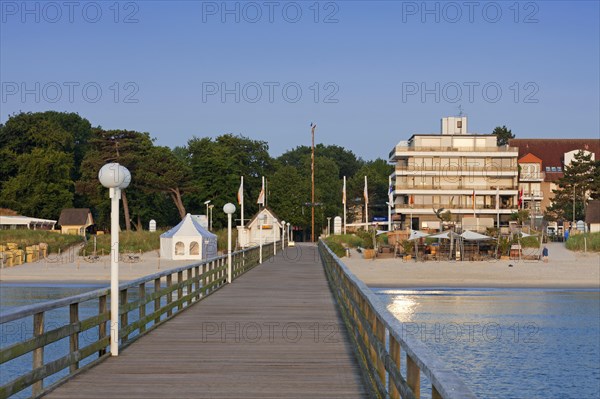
[406,354,421,398]
[166,274,173,317]
[138,283,146,334]
[194,266,200,300]
[99,295,107,356]
[375,316,386,385]
[202,263,208,297]
[177,271,184,311]
[120,289,128,343]
[389,334,401,399]
[154,278,161,325]
[186,269,193,306]
[69,303,79,372]
[32,311,44,396]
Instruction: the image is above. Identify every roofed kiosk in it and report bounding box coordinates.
[160,213,217,260]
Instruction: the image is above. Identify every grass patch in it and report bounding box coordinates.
[323,238,346,258]
[82,231,163,254]
[0,230,84,254]
[215,228,238,252]
[566,232,600,252]
[325,234,365,248]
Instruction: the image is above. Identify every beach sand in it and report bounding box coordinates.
[0,251,194,285]
[341,243,600,289]
[1,243,599,289]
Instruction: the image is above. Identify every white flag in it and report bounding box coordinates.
[237,178,243,205]
[257,176,265,205]
[342,176,346,205]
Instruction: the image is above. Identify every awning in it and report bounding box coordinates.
[461,230,493,240]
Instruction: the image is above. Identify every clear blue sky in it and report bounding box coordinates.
[1,1,598,160]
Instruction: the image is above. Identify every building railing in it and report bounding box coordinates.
[520,172,545,180]
[395,166,516,173]
[0,242,278,399]
[390,146,518,158]
[393,204,515,210]
[393,185,517,191]
[318,240,477,399]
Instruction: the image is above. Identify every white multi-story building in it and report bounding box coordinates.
[389,117,520,230]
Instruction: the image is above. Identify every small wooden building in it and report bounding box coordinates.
[58,208,94,236]
[238,208,282,248]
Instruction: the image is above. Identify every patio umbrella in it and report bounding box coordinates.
[408,230,429,241]
[460,230,493,240]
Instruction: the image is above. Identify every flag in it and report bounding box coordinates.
[237,178,243,205]
[409,195,414,205]
[472,190,475,210]
[518,187,523,209]
[363,176,368,205]
[342,176,346,205]
[257,177,265,205]
[388,181,394,204]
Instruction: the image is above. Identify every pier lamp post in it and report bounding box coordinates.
[259,214,264,264]
[223,203,236,284]
[273,218,278,255]
[327,217,331,237]
[98,163,131,357]
[281,221,286,250]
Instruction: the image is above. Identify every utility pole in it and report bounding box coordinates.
[311,123,316,242]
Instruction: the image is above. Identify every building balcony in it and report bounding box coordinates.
[522,191,543,199]
[394,166,517,176]
[519,172,545,181]
[393,185,518,192]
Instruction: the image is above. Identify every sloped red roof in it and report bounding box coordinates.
[509,139,600,181]
[518,153,543,164]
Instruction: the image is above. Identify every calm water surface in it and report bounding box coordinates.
[375,288,600,399]
[2,285,599,399]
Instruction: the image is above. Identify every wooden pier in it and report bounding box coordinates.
[45,244,367,398]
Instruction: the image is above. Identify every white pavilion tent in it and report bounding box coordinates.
[160,214,217,260]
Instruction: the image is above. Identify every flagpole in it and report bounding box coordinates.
[343,176,347,235]
[261,176,265,209]
[240,176,244,226]
[311,123,316,242]
[364,175,368,231]
[496,187,500,229]
[388,175,392,232]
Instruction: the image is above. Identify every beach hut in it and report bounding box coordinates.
[160,214,217,260]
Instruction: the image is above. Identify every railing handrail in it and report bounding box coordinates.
[319,240,477,399]
[1,242,277,398]
[0,251,236,324]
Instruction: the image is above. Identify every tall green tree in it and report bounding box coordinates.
[348,159,393,222]
[186,134,273,229]
[546,150,597,221]
[0,148,74,219]
[492,125,515,146]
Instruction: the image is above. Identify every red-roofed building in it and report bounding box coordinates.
[510,139,600,215]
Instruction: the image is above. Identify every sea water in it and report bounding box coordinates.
[374,288,600,399]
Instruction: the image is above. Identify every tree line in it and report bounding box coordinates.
[0,111,392,236]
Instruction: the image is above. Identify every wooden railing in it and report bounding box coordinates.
[0,243,276,399]
[318,240,477,399]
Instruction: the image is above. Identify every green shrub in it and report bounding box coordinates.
[0,230,84,254]
[566,232,600,252]
[323,238,346,257]
[324,234,364,248]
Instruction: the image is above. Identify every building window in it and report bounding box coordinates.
[457,121,462,128]
[175,242,185,255]
[190,241,199,255]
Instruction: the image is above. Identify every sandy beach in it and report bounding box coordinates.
[342,243,600,289]
[0,251,194,285]
[1,243,599,289]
